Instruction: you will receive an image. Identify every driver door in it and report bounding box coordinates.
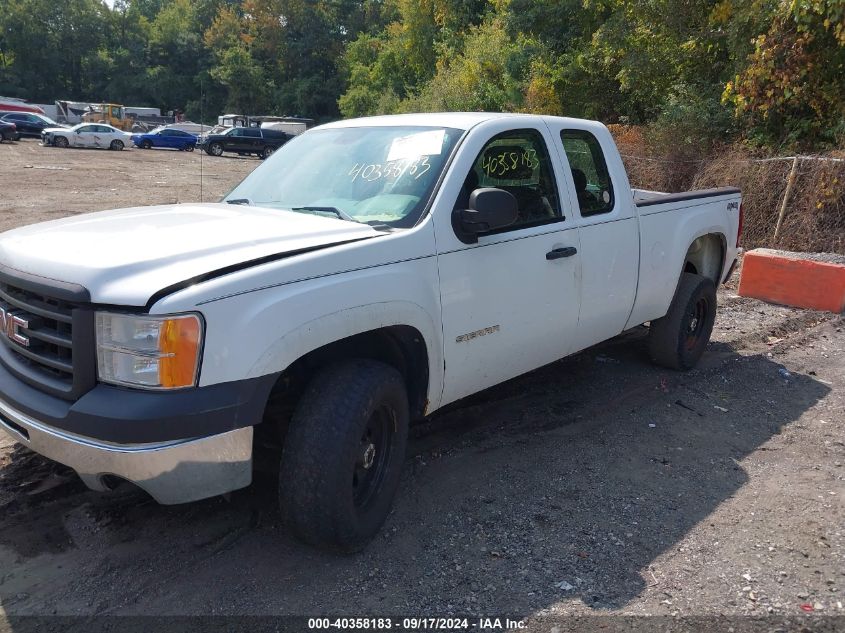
[226,128,248,151]
[74,125,96,148]
[435,122,582,406]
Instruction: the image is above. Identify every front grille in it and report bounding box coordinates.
[0,280,95,400]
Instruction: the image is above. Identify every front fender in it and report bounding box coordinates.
[182,256,445,412]
[251,300,442,408]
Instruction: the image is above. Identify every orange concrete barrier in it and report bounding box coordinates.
[738,249,845,313]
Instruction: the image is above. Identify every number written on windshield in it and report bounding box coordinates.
[348,156,431,183]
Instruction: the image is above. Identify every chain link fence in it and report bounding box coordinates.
[610,126,845,255]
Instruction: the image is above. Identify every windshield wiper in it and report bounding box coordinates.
[226,198,253,206]
[291,206,358,223]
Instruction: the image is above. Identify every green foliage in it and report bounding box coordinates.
[0,0,840,147]
[401,18,534,113]
[723,0,845,147]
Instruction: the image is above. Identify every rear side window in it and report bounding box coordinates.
[244,128,261,138]
[560,130,614,216]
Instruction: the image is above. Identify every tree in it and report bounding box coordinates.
[724,0,845,147]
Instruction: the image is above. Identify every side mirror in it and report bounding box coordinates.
[452,188,518,244]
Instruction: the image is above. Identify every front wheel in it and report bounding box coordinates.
[279,359,409,552]
[185,144,195,152]
[649,272,717,370]
[54,136,69,148]
[110,139,124,151]
[207,142,223,157]
[140,140,152,149]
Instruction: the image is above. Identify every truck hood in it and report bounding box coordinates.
[0,203,380,306]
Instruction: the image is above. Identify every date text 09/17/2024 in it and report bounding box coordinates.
[307,617,527,630]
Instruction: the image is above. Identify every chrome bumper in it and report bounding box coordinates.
[0,395,252,504]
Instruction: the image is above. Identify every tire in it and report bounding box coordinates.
[208,142,223,157]
[261,146,275,159]
[110,139,124,151]
[279,359,410,552]
[649,272,717,370]
[185,144,194,152]
[54,136,69,148]
[140,140,152,149]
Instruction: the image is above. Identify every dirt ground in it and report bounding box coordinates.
[0,138,843,630]
[0,136,256,231]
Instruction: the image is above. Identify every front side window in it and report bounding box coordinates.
[225,126,463,228]
[560,130,614,216]
[457,128,562,231]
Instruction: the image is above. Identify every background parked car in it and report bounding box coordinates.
[0,111,65,138]
[42,123,132,150]
[197,126,291,159]
[131,127,197,151]
[0,120,18,142]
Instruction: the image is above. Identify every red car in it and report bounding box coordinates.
[0,120,18,142]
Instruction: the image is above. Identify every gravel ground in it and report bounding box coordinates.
[754,249,845,266]
[0,139,843,631]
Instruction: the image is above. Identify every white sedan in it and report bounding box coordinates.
[42,123,133,151]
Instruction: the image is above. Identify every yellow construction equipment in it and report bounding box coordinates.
[82,104,134,131]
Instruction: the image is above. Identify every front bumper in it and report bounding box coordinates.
[0,355,278,503]
[0,397,252,504]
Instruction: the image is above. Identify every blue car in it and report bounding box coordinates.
[131,128,197,151]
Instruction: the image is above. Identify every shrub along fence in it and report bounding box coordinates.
[609,127,845,255]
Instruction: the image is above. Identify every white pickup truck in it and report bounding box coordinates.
[0,113,741,551]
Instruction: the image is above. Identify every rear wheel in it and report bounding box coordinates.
[54,136,69,148]
[649,272,716,370]
[207,142,223,157]
[110,139,124,151]
[261,146,275,159]
[279,359,409,552]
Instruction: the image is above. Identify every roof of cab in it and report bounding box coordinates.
[316,112,607,134]
[318,112,530,131]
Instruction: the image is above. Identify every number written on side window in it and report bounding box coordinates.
[455,128,562,232]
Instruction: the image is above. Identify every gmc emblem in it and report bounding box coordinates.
[0,306,30,347]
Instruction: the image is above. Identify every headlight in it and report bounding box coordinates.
[95,312,203,389]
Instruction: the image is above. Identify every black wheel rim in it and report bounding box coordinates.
[685,297,709,350]
[352,406,394,511]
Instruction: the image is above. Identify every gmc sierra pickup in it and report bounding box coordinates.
[0,113,741,551]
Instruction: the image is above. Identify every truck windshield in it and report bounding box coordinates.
[224,126,463,227]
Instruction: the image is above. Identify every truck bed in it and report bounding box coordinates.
[632,187,741,207]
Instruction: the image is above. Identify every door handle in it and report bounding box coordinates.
[546,246,577,260]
